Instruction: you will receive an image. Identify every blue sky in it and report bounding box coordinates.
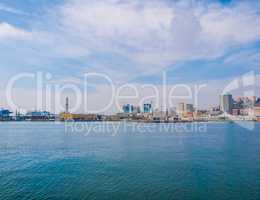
[0,0,260,112]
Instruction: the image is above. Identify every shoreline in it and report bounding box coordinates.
[0,120,259,123]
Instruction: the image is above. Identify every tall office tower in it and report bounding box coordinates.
[220,93,233,114]
[66,97,69,113]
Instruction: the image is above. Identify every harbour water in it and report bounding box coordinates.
[0,122,260,200]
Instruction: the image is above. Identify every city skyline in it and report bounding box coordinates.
[0,93,260,122]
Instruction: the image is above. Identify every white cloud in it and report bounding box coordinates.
[200,2,260,45]
[0,22,30,40]
[61,0,172,40]
[1,0,260,81]
[53,0,260,75]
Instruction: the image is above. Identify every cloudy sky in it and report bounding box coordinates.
[0,0,260,113]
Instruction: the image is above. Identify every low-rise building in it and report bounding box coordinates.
[194,110,209,121]
[0,109,12,121]
[232,109,240,116]
[250,103,260,121]
[240,108,250,116]
[254,107,260,121]
[26,111,56,121]
[132,106,141,114]
[153,109,168,122]
[209,106,221,116]
[59,113,101,121]
[122,104,134,114]
[178,103,194,118]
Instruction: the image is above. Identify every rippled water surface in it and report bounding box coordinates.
[0,122,260,200]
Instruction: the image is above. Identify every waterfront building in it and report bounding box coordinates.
[255,98,260,106]
[220,93,233,114]
[232,109,240,116]
[194,110,209,121]
[178,103,194,113]
[254,107,260,121]
[235,96,256,109]
[209,106,221,116]
[14,110,24,121]
[132,106,141,114]
[168,107,177,117]
[122,104,134,114]
[177,103,194,117]
[186,112,194,121]
[240,108,250,116]
[59,113,101,121]
[0,109,12,121]
[185,104,194,113]
[143,103,152,113]
[153,109,168,121]
[25,111,56,121]
[249,101,260,121]
[104,114,121,121]
[178,103,185,114]
[59,112,73,121]
[71,114,101,121]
